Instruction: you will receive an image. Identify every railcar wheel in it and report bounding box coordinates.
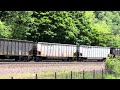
[78,58,83,62]
[102,58,106,62]
[21,56,29,62]
[67,58,69,62]
[28,56,33,61]
[62,59,66,62]
[24,57,29,62]
[15,57,19,61]
[5,55,10,59]
[68,57,73,62]
[34,57,42,62]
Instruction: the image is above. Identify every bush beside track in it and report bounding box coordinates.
[105,55,120,79]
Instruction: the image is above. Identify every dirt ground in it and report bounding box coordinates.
[0,62,105,76]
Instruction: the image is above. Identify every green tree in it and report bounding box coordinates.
[29,11,79,44]
[0,11,34,40]
[0,21,11,38]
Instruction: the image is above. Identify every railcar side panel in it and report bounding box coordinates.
[79,46,110,59]
[37,42,77,58]
[0,39,34,56]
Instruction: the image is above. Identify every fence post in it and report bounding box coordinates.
[75,72,77,79]
[83,70,85,79]
[71,71,72,79]
[55,72,56,79]
[35,74,38,79]
[11,77,13,79]
[93,70,95,79]
[102,69,104,79]
[66,73,67,79]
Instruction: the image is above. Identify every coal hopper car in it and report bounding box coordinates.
[77,45,110,61]
[0,38,34,61]
[34,42,77,61]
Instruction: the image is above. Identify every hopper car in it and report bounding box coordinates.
[0,38,119,62]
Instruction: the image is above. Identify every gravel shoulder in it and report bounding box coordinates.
[0,62,105,77]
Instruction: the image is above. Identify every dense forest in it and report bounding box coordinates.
[0,11,120,47]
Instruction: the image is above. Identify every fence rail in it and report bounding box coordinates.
[9,69,105,79]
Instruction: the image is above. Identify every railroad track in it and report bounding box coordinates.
[0,61,105,64]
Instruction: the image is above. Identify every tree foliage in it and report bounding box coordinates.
[0,21,11,38]
[0,11,120,47]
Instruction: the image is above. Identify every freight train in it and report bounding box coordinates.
[0,38,119,62]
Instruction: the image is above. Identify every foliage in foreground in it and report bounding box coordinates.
[105,56,120,79]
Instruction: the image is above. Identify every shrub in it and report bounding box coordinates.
[105,57,120,78]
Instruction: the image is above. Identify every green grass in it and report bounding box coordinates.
[0,70,104,79]
[42,71,103,79]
